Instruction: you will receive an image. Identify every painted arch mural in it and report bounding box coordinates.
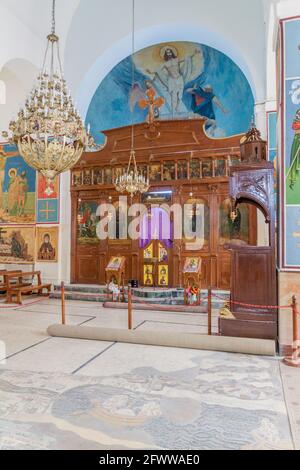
[86,41,255,144]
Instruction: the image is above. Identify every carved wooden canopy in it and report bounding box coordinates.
[76,118,243,168]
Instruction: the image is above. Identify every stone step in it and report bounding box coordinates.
[51,291,107,303]
[54,284,107,294]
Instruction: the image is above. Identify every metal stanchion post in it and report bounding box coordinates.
[61,281,66,325]
[128,284,133,330]
[207,287,212,336]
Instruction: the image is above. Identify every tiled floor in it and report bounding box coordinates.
[0,297,299,450]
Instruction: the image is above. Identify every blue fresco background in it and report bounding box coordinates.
[285,79,300,168]
[3,155,36,193]
[37,199,59,224]
[268,111,277,152]
[283,19,300,206]
[282,18,300,266]
[286,206,300,266]
[86,42,254,144]
[284,20,300,78]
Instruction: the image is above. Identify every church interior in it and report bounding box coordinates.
[0,0,300,453]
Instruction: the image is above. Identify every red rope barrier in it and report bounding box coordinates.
[0,296,49,310]
[213,293,291,310]
[1,287,290,313]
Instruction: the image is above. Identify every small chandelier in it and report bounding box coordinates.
[3,0,90,185]
[115,149,149,195]
[114,0,149,197]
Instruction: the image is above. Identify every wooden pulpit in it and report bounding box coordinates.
[219,125,277,340]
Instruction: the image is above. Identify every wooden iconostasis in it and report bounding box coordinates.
[70,119,258,289]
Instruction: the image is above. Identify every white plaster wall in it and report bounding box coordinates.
[0,0,80,135]
[0,59,39,134]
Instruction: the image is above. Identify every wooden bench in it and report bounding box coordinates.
[0,270,23,295]
[5,271,52,305]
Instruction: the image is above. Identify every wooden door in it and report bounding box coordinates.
[142,240,170,287]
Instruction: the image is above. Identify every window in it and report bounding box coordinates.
[0,80,6,105]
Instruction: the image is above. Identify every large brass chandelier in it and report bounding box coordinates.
[114,0,149,196]
[3,0,89,185]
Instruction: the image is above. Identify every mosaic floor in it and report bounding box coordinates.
[0,298,299,450]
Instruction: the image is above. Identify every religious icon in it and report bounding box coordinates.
[38,174,59,198]
[143,264,153,286]
[138,165,148,180]
[177,160,187,179]
[72,171,82,187]
[145,275,153,286]
[149,164,161,182]
[158,265,168,286]
[82,169,92,186]
[144,244,153,259]
[107,257,122,270]
[190,159,201,179]
[113,167,124,182]
[145,266,152,275]
[37,199,59,224]
[183,257,200,273]
[7,168,19,216]
[219,198,250,245]
[202,160,212,178]
[163,162,175,181]
[229,156,240,166]
[93,168,103,185]
[0,153,36,224]
[158,243,168,262]
[77,201,99,244]
[6,168,28,217]
[36,227,58,262]
[0,226,35,264]
[215,159,226,177]
[103,168,112,184]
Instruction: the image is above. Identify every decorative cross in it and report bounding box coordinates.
[39,201,56,220]
[139,87,165,125]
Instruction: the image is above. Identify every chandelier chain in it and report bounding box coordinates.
[130,0,135,151]
[51,0,56,35]
[114,0,149,196]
